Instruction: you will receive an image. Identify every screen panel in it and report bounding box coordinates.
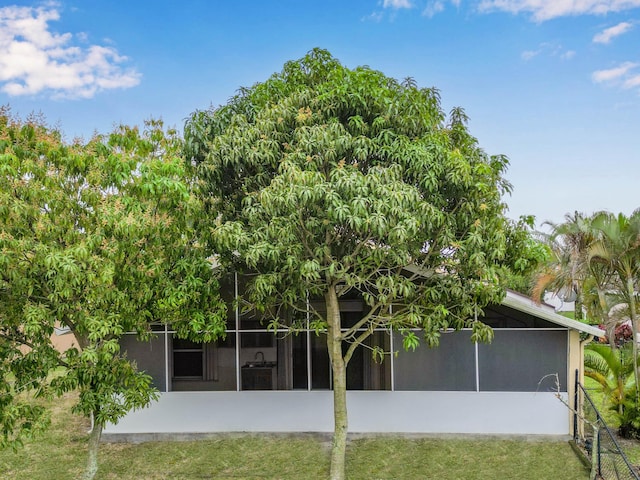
[478,330,567,392]
[393,331,476,391]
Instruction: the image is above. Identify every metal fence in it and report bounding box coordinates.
[574,371,640,480]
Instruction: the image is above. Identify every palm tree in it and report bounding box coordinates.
[585,343,635,416]
[533,211,595,321]
[588,210,640,403]
[585,342,640,437]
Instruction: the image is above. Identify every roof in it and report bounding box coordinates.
[501,290,604,337]
[403,264,604,337]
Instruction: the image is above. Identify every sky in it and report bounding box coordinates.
[1,0,639,228]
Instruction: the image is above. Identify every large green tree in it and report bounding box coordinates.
[0,111,226,479]
[186,49,531,480]
[500,215,549,295]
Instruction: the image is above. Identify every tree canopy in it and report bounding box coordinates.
[185,49,532,480]
[534,209,640,437]
[0,110,226,478]
[534,210,640,335]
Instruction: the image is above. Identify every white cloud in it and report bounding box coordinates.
[593,21,634,44]
[363,10,385,22]
[383,0,413,8]
[378,0,462,18]
[623,74,640,88]
[521,42,575,61]
[595,63,640,93]
[521,49,541,60]
[478,0,640,21]
[592,61,638,83]
[423,1,446,17]
[0,4,140,99]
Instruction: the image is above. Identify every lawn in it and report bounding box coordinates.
[0,392,590,479]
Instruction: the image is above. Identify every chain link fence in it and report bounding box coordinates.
[574,372,640,480]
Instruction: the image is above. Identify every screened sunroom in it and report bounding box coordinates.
[108,277,603,440]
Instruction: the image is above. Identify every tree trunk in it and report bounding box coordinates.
[83,415,102,480]
[326,286,348,480]
[627,278,640,405]
[575,293,584,322]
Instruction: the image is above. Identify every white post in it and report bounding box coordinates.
[389,305,395,392]
[307,292,312,391]
[235,272,241,391]
[474,309,480,392]
[164,323,170,392]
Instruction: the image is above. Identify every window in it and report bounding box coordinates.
[173,338,204,378]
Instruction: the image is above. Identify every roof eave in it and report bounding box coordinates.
[501,292,604,337]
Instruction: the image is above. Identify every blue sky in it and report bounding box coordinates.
[1,0,639,227]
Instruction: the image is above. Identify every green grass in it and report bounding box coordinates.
[582,377,619,426]
[0,392,590,480]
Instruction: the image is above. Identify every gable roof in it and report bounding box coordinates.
[501,290,604,337]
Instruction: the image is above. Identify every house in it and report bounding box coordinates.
[51,324,78,352]
[104,275,603,440]
[18,323,78,354]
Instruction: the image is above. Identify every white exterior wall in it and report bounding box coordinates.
[104,390,569,437]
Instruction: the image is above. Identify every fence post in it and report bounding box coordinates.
[589,427,599,480]
[597,428,602,479]
[579,376,640,479]
[574,368,579,441]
